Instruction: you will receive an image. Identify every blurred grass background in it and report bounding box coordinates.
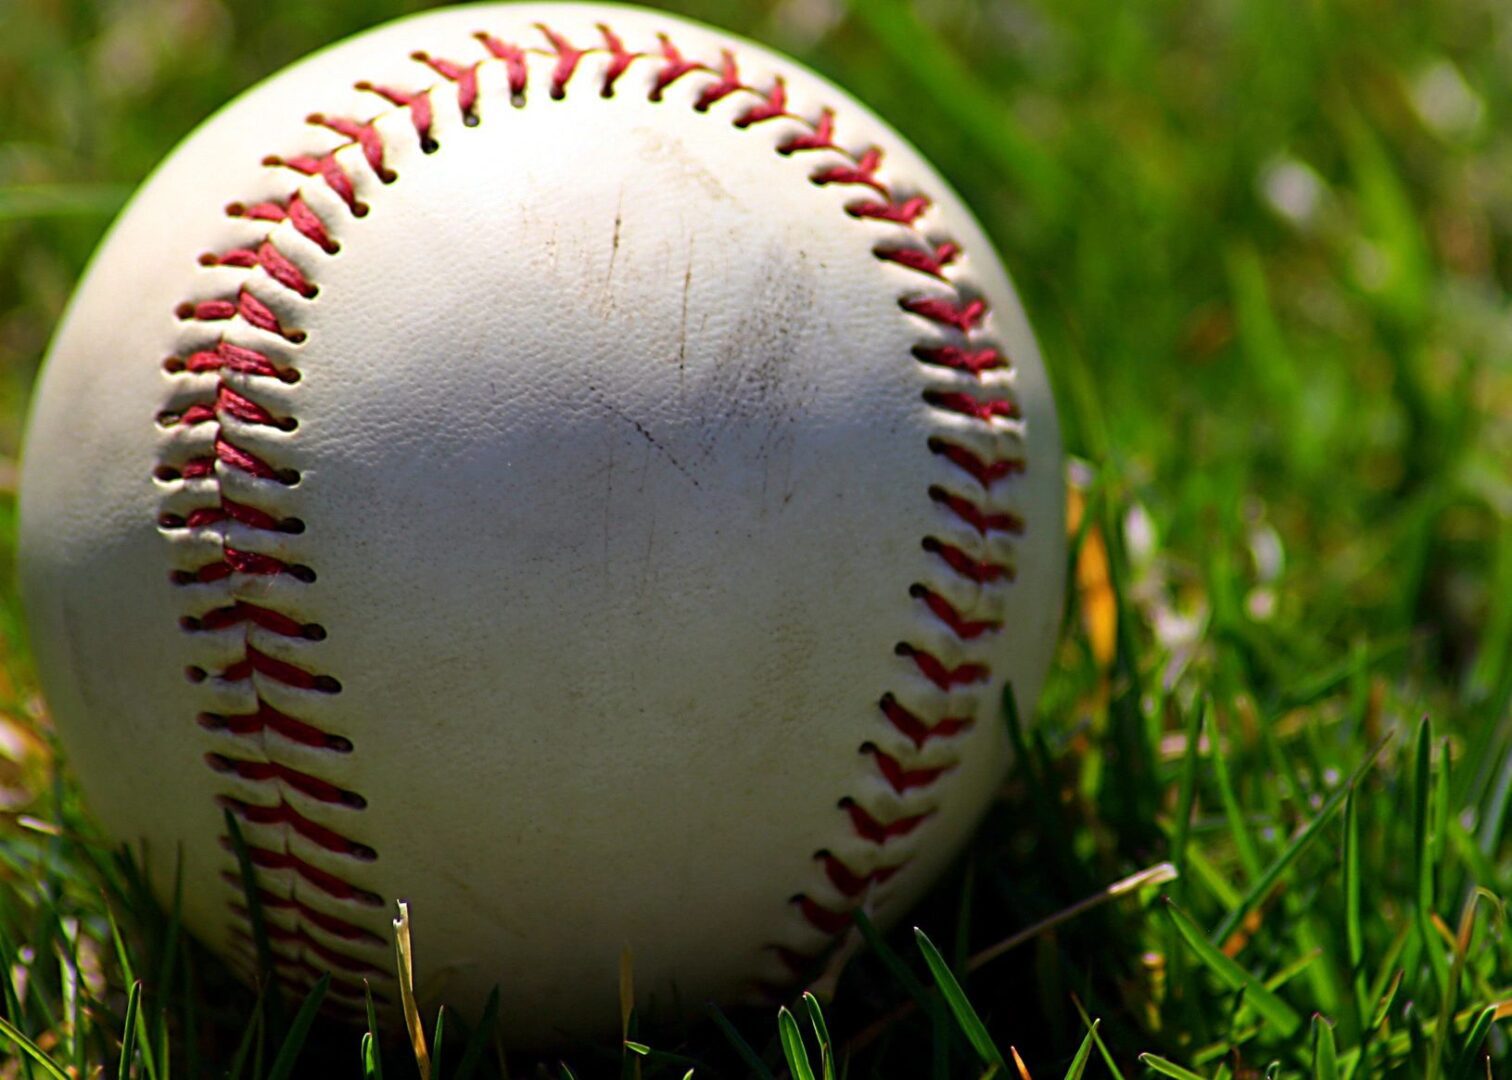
[0,0,1509,1076]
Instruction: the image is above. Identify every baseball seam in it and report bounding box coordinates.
[155,20,1026,1001]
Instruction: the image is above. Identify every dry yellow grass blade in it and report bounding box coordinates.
[393,901,431,1080]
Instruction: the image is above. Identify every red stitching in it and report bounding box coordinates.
[308,113,392,181]
[811,148,884,192]
[875,241,959,278]
[597,25,637,96]
[734,78,787,127]
[227,196,336,253]
[201,241,316,298]
[412,51,479,116]
[863,744,953,793]
[908,586,1000,640]
[793,895,852,935]
[651,34,707,100]
[694,51,742,111]
[237,892,383,944]
[924,390,1017,424]
[880,693,973,748]
[199,700,351,751]
[913,344,1005,376]
[923,537,1013,584]
[184,600,316,638]
[902,295,988,333]
[206,754,363,806]
[244,923,388,976]
[896,643,990,690]
[474,32,529,95]
[848,195,930,225]
[264,152,362,214]
[929,486,1025,535]
[536,24,585,98]
[780,109,837,153]
[817,852,902,897]
[222,844,383,905]
[354,79,434,142]
[841,798,932,844]
[928,438,1026,488]
[221,796,375,860]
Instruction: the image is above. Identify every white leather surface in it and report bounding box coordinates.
[18,1,1064,1044]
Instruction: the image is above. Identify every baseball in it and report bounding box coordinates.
[18,1,1063,1044]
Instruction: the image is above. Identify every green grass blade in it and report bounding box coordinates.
[1208,710,1264,884]
[1312,1015,1339,1080]
[452,984,500,1080]
[1070,996,1126,1080]
[914,927,1005,1070]
[362,1034,380,1080]
[225,985,265,1080]
[853,910,943,1027]
[1449,1004,1500,1080]
[707,1001,775,1080]
[364,979,384,1080]
[0,1015,70,1080]
[778,1006,817,1080]
[264,972,329,1080]
[1062,1019,1097,1080]
[1163,900,1302,1037]
[1210,775,1347,946]
[1138,1053,1206,1080]
[433,1005,446,1077]
[119,979,142,1078]
[801,991,835,1080]
[223,808,285,1035]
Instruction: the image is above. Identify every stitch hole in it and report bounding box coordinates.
[463,111,480,127]
[550,85,566,101]
[170,570,197,585]
[185,666,207,683]
[326,734,354,753]
[893,642,915,658]
[312,675,343,694]
[156,410,180,427]
[420,136,440,154]
[285,330,308,344]
[341,790,368,810]
[157,513,187,530]
[225,201,246,216]
[301,623,327,641]
[196,712,225,731]
[908,583,929,599]
[600,82,615,99]
[154,465,182,482]
[173,302,196,320]
[276,517,306,535]
[288,564,317,583]
[351,201,370,218]
[279,368,303,385]
[162,356,185,373]
[178,616,202,632]
[350,843,379,862]
[274,467,301,486]
[276,417,299,432]
[306,285,321,298]
[859,741,879,755]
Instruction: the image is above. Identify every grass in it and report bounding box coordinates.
[0,0,1509,1074]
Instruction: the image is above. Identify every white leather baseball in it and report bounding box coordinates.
[18,2,1063,1044]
